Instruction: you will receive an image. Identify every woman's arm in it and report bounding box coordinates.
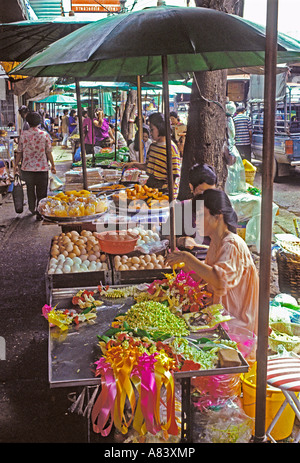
[46,150,56,174]
[14,150,22,173]
[123,161,147,170]
[166,250,223,290]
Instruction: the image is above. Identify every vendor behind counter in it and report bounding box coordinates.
[166,188,259,335]
[161,163,217,258]
[123,112,181,196]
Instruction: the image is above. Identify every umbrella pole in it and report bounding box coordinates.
[115,88,118,161]
[75,78,88,190]
[162,55,175,251]
[254,0,278,442]
[137,75,144,163]
[91,87,95,167]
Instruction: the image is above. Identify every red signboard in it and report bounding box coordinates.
[72,0,121,13]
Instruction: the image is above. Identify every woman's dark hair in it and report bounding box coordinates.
[26,111,42,127]
[189,163,217,189]
[202,189,238,233]
[70,109,76,117]
[148,112,167,137]
[133,125,150,151]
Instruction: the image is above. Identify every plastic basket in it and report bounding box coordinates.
[241,362,297,441]
[276,248,300,299]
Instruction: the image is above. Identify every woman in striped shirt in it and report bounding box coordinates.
[124,112,181,196]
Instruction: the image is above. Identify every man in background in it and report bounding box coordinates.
[233,105,252,162]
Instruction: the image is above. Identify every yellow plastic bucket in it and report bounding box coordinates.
[241,363,296,441]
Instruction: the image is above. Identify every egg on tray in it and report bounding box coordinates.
[114,253,168,271]
[127,227,160,247]
[49,230,108,274]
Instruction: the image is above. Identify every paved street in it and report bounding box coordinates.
[254,166,300,236]
[0,148,299,443]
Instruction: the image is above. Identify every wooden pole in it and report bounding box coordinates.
[137,75,144,163]
[75,78,88,190]
[162,55,175,251]
[115,88,118,161]
[254,0,278,442]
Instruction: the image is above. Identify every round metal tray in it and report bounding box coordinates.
[41,210,108,223]
[115,205,170,215]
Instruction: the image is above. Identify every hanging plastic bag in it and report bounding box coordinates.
[12,174,24,213]
[199,399,253,443]
[224,101,247,195]
[49,173,64,191]
[74,147,81,162]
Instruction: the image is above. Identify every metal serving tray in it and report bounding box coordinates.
[48,285,248,389]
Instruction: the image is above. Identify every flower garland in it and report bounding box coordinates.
[135,269,213,315]
[42,289,102,331]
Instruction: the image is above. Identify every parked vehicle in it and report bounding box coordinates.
[249,75,300,181]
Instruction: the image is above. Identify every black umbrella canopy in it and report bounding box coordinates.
[0,17,92,62]
[12,6,300,80]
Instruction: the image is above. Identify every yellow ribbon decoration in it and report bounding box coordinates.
[153,350,178,436]
[104,343,140,434]
[48,309,72,331]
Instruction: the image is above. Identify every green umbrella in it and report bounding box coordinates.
[0,17,92,62]
[12,5,300,250]
[11,6,300,80]
[36,94,77,104]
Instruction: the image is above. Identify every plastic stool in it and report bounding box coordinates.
[266,356,300,442]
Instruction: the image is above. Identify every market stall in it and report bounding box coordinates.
[37,179,258,443]
[11,3,300,443]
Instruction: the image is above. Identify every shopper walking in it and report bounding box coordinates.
[68,109,78,136]
[61,109,69,148]
[233,105,252,162]
[14,111,56,220]
[18,105,30,133]
[82,108,94,154]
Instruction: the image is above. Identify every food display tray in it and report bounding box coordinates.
[108,251,173,285]
[48,285,136,388]
[45,243,112,303]
[41,210,107,223]
[48,285,248,389]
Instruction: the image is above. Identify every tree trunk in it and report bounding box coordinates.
[177,0,244,200]
[121,89,137,143]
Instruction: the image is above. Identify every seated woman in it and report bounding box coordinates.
[170,163,217,251]
[128,125,152,162]
[166,188,259,334]
[124,112,181,196]
[109,123,127,149]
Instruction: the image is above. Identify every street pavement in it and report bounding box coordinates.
[0,147,297,443]
[0,146,106,443]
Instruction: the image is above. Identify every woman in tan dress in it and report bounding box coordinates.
[166,189,259,334]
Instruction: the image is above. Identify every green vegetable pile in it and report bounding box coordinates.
[120,301,189,338]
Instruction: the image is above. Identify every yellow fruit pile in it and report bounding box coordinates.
[114,184,169,209]
[39,190,108,217]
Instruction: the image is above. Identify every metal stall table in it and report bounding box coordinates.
[48,285,249,442]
